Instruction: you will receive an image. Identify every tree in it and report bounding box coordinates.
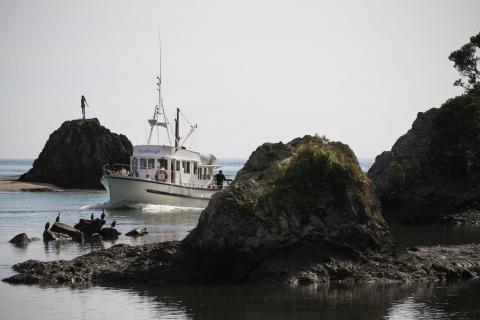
[448,32,480,93]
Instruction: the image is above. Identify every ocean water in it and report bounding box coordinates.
[1,158,480,320]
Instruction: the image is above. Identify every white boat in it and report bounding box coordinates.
[101,57,226,208]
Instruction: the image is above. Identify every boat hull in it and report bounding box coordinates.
[101,175,218,208]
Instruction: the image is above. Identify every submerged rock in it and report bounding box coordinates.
[50,223,84,242]
[19,118,132,189]
[9,233,31,246]
[368,91,480,223]
[75,219,105,237]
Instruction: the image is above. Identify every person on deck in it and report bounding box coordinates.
[214,170,227,188]
[81,95,89,120]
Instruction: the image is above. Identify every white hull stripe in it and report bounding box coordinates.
[145,188,209,200]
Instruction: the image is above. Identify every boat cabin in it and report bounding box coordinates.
[123,145,217,188]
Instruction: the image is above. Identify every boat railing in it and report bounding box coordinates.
[103,163,233,189]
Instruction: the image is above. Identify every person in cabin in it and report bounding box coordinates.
[80,95,89,120]
[214,170,227,188]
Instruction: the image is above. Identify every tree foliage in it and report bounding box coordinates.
[448,32,480,93]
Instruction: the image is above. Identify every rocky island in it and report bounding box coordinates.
[19,118,132,189]
[5,136,480,286]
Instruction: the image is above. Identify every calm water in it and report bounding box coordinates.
[1,159,480,320]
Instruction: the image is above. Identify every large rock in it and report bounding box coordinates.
[19,118,132,189]
[50,223,84,242]
[368,91,480,223]
[125,228,148,237]
[74,219,105,237]
[174,135,396,283]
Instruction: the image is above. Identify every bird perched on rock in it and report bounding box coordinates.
[45,222,50,230]
[90,213,94,220]
[55,213,60,223]
[101,209,105,220]
[111,220,116,228]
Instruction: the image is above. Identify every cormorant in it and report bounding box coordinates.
[101,209,105,220]
[91,213,94,220]
[55,213,60,223]
[45,222,50,230]
[111,220,116,228]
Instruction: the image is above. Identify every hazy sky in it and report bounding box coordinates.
[0,0,479,159]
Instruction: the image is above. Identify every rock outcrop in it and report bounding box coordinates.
[99,227,120,240]
[19,118,132,189]
[174,135,396,283]
[368,91,480,223]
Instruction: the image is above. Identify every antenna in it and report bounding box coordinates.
[147,31,172,145]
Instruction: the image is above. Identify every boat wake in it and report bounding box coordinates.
[80,201,203,213]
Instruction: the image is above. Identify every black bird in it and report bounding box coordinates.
[111,220,116,228]
[91,213,94,220]
[101,209,105,220]
[55,213,60,223]
[45,222,50,230]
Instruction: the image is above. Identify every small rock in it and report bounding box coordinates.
[87,233,103,242]
[75,218,105,237]
[125,228,148,237]
[43,230,72,242]
[99,227,120,240]
[9,233,31,246]
[50,222,84,242]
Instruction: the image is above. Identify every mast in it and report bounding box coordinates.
[175,107,180,147]
[147,34,171,146]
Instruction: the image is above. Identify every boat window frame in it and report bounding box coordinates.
[139,158,147,170]
[147,158,155,170]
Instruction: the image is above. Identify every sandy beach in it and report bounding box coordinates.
[0,176,63,192]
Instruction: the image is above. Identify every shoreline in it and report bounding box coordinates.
[0,176,64,192]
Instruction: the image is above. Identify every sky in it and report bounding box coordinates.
[0,0,479,159]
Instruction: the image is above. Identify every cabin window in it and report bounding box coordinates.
[140,158,147,170]
[183,161,190,174]
[148,159,155,169]
[157,159,168,170]
[131,157,138,170]
[193,162,197,174]
[176,161,181,171]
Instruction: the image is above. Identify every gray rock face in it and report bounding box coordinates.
[9,233,31,246]
[74,219,105,237]
[368,92,480,223]
[19,118,132,189]
[50,223,84,242]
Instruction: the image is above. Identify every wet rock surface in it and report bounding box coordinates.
[43,230,72,242]
[19,118,132,189]
[368,92,480,223]
[3,242,480,286]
